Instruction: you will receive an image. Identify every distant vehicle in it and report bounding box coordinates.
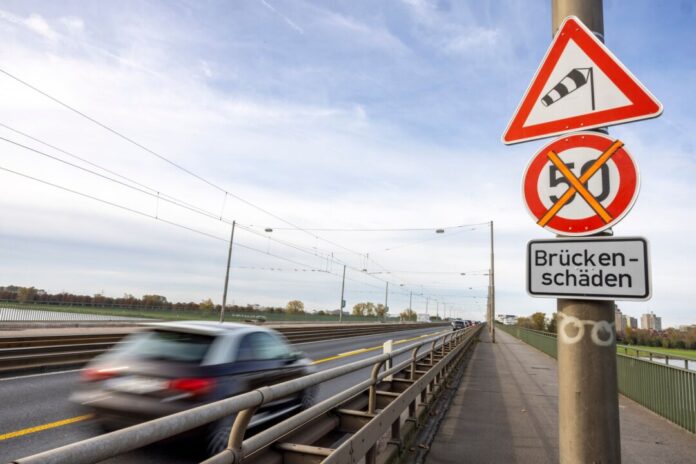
[417,313,431,323]
[71,321,316,455]
[451,320,465,330]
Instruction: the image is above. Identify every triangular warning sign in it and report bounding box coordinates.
[502,16,662,145]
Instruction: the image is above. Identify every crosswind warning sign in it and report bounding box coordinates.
[522,132,639,236]
[502,16,662,145]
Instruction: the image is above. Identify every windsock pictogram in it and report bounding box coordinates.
[541,68,593,107]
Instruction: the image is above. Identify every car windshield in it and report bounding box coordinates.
[115,330,215,363]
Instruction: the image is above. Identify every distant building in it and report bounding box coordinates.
[623,315,638,329]
[614,307,626,334]
[641,312,662,331]
[496,314,517,325]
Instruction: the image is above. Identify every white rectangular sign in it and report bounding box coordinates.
[527,237,651,300]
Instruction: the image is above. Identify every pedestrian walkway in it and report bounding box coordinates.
[426,329,696,464]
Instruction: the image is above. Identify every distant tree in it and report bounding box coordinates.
[199,298,214,311]
[516,316,533,329]
[374,304,387,318]
[286,300,305,314]
[546,313,557,333]
[352,303,367,316]
[400,308,417,321]
[530,312,547,331]
[142,294,168,307]
[17,287,37,303]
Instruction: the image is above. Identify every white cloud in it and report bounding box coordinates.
[0,9,58,41]
[60,16,84,34]
[445,27,500,55]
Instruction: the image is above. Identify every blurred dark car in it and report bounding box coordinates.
[451,320,465,330]
[71,321,315,455]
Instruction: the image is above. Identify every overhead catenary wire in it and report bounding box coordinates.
[0,69,490,307]
[0,67,375,263]
[0,164,446,300]
[251,222,491,232]
[0,131,369,276]
[0,164,339,275]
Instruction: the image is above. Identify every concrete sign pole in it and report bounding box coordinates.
[552,1,621,463]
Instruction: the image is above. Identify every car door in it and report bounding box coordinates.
[235,331,306,398]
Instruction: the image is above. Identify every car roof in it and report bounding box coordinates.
[143,320,275,337]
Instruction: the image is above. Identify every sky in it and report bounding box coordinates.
[0,0,694,327]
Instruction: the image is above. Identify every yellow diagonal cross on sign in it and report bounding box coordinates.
[537,139,624,227]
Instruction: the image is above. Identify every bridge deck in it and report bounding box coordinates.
[426,329,696,464]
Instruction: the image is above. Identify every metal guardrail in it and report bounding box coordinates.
[617,344,693,370]
[495,323,557,358]
[12,325,482,464]
[0,323,447,374]
[495,322,696,433]
[0,307,148,322]
[0,301,403,323]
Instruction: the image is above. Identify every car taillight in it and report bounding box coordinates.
[81,368,119,382]
[169,378,215,397]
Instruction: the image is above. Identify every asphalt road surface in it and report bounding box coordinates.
[0,325,448,463]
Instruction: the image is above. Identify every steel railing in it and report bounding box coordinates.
[0,322,447,374]
[617,344,693,370]
[496,322,696,433]
[13,325,482,464]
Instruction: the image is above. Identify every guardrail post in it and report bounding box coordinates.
[410,346,421,380]
[368,360,386,414]
[383,340,394,381]
[227,406,257,459]
[430,340,437,366]
[390,418,401,447]
[365,445,376,464]
[409,400,417,424]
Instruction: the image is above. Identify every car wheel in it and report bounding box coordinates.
[206,417,235,457]
[301,385,318,410]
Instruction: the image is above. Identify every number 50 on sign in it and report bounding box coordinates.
[522,132,639,236]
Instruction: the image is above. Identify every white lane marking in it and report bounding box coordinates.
[0,368,83,382]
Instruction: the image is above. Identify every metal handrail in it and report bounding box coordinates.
[617,344,693,370]
[204,326,479,464]
[13,327,476,464]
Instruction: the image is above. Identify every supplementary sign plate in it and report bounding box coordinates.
[502,16,662,144]
[523,132,639,236]
[527,236,651,300]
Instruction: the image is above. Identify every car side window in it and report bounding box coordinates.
[236,332,291,361]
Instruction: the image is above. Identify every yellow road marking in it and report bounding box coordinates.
[0,414,94,441]
[0,329,446,441]
[312,329,446,365]
[338,348,368,356]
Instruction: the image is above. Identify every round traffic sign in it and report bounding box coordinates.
[522,132,639,236]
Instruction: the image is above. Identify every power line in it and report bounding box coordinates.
[0,164,341,275]
[0,163,434,299]
[0,130,369,277]
[0,122,218,219]
[252,222,490,232]
[0,68,488,292]
[0,67,374,262]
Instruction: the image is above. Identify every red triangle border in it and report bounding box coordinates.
[502,16,662,145]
